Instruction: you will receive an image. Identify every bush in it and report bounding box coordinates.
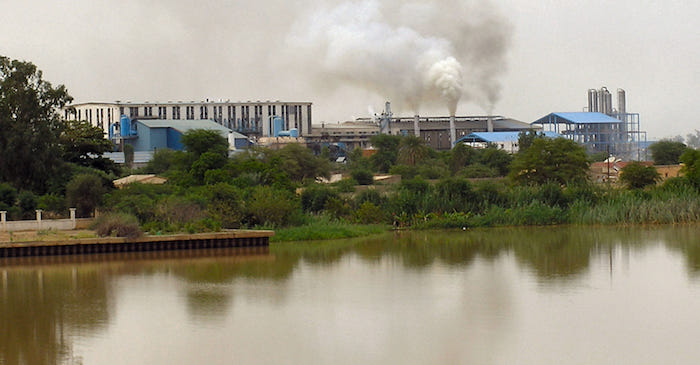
[354,201,385,224]
[351,169,374,185]
[246,186,299,227]
[301,184,339,213]
[388,164,419,179]
[38,194,67,216]
[332,178,357,193]
[92,212,143,238]
[354,189,385,208]
[620,162,660,189]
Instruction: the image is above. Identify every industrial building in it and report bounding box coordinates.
[307,102,534,151]
[63,100,313,140]
[531,87,647,160]
[113,118,251,152]
[455,131,562,153]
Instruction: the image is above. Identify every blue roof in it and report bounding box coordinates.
[532,112,622,125]
[455,131,562,144]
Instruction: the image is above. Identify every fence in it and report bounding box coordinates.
[0,209,91,231]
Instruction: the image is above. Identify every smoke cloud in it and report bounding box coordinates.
[286,0,511,116]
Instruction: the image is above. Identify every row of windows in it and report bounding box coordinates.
[64,108,113,127]
[117,105,309,122]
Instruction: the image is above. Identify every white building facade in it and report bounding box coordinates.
[64,100,313,139]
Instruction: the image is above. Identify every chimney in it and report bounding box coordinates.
[449,114,456,147]
[414,115,420,137]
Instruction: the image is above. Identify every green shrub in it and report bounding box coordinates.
[301,184,339,213]
[389,164,418,179]
[354,189,385,208]
[92,212,143,238]
[332,178,357,193]
[354,201,385,224]
[38,194,67,216]
[351,169,374,185]
[246,186,299,227]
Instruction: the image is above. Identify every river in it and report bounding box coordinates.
[2,226,700,364]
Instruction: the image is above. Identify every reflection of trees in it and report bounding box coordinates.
[271,226,699,281]
[662,226,700,276]
[185,288,232,320]
[0,267,110,365]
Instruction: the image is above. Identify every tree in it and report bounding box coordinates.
[620,162,660,189]
[369,134,401,172]
[517,129,540,153]
[509,138,589,185]
[60,120,115,173]
[0,56,73,193]
[180,129,228,158]
[680,148,700,188]
[65,174,106,217]
[479,145,512,176]
[274,143,330,182]
[449,143,477,173]
[649,140,688,165]
[397,135,429,166]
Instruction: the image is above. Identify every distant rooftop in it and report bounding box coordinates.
[456,131,562,144]
[532,112,622,125]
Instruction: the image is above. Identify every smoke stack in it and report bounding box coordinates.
[487,116,494,133]
[449,114,456,147]
[414,115,420,137]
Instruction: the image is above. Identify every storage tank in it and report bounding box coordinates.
[588,89,598,112]
[273,116,284,137]
[617,88,626,114]
[120,115,131,137]
[289,128,299,138]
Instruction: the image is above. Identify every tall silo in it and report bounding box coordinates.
[617,89,626,114]
[588,89,598,112]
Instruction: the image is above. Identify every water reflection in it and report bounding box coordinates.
[0,266,110,365]
[271,225,700,282]
[3,225,700,364]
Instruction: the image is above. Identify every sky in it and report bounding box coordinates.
[1,0,697,140]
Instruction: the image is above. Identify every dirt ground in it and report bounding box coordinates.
[0,229,97,243]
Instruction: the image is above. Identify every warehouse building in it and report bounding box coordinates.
[63,100,313,140]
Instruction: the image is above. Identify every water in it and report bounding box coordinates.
[3,226,700,364]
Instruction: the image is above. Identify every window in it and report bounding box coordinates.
[173,106,181,120]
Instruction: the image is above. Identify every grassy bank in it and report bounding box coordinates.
[270,220,389,242]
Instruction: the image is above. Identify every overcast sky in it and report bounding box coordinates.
[1,0,697,139]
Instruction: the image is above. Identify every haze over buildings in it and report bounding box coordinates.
[1,0,697,139]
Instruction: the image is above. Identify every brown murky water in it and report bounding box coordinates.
[3,226,700,364]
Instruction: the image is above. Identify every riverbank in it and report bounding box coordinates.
[0,229,97,243]
[270,221,389,242]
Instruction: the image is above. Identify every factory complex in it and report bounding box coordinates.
[63,87,647,160]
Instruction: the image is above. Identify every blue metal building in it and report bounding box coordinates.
[117,118,252,152]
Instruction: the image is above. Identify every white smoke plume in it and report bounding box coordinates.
[285,0,511,116]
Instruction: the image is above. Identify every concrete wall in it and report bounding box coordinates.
[0,209,83,232]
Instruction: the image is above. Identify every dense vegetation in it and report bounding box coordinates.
[3,55,700,240]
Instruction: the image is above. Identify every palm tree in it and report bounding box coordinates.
[397,136,429,166]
